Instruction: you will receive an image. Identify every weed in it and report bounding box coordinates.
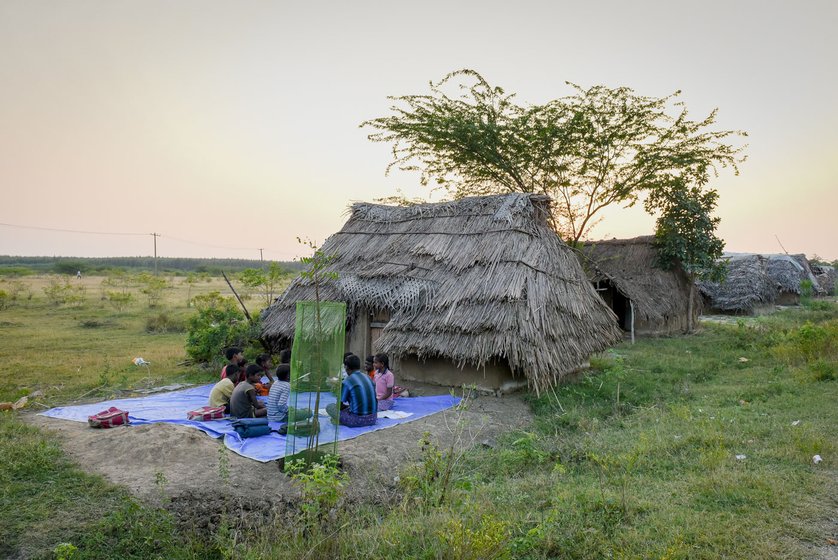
[52,542,79,560]
[286,453,348,547]
[400,389,476,510]
[95,361,112,388]
[807,359,837,381]
[436,514,511,560]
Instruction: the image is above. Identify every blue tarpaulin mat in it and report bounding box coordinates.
[40,384,461,462]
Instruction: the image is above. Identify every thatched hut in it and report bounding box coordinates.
[262,193,622,394]
[764,254,824,304]
[697,254,778,314]
[579,236,700,336]
[811,263,836,296]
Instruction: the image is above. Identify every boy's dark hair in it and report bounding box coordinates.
[278,349,292,364]
[343,352,356,367]
[345,354,361,372]
[225,347,242,361]
[245,364,263,378]
[256,353,271,367]
[275,363,291,382]
[225,364,240,382]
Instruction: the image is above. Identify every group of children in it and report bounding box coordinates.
[207,347,401,427]
[208,347,292,421]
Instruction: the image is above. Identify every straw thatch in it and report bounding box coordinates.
[579,236,700,333]
[765,254,824,296]
[697,254,778,313]
[262,193,622,393]
[811,263,836,296]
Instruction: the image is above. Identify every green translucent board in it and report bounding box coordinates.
[285,300,346,463]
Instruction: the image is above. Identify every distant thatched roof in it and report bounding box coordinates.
[579,236,699,324]
[811,263,836,295]
[697,254,777,312]
[764,254,824,295]
[262,193,622,393]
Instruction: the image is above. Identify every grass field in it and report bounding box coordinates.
[1,274,836,559]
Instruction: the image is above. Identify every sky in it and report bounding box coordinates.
[1,0,836,261]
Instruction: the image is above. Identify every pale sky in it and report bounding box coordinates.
[1,0,836,261]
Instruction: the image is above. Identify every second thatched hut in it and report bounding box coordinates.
[697,254,778,314]
[262,193,622,394]
[579,236,701,336]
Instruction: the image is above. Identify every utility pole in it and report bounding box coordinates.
[151,232,160,276]
[259,248,264,268]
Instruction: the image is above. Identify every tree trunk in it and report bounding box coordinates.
[687,278,695,333]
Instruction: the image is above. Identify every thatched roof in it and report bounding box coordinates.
[579,236,699,324]
[764,254,824,295]
[811,263,836,295]
[262,193,622,393]
[697,254,778,312]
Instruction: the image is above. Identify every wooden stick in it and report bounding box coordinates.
[222,271,253,323]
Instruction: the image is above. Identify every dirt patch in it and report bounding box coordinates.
[26,383,533,524]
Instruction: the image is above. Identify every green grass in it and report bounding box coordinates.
[0,276,836,558]
[0,274,243,404]
[0,412,220,560]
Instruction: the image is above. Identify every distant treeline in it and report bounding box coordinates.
[0,255,304,276]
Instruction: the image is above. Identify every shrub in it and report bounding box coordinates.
[0,290,8,311]
[145,313,185,333]
[43,277,86,307]
[799,279,814,303]
[286,454,348,533]
[4,280,30,301]
[106,291,133,311]
[185,292,259,363]
[436,515,511,560]
[137,273,170,308]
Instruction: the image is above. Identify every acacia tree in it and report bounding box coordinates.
[645,179,726,332]
[363,69,746,245]
[239,263,288,308]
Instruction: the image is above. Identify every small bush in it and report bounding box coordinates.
[145,313,185,333]
[106,291,133,311]
[137,273,170,308]
[0,290,8,311]
[806,359,836,382]
[436,515,511,560]
[43,277,86,307]
[4,280,31,301]
[185,292,258,363]
[803,299,833,312]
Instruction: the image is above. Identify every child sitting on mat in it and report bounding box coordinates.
[208,364,239,414]
[373,353,396,411]
[267,363,313,423]
[229,365,267,418]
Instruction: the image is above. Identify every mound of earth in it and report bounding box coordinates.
[27,383,533,526]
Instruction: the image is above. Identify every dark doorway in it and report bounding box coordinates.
[595,281,631,331]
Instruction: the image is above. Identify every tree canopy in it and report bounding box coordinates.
[363,69,746,245]
[646,178,726,331]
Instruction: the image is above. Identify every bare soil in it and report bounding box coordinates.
[27,383,533,530]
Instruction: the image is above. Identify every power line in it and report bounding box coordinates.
[0,221,301,259]
[0,221,148,236]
